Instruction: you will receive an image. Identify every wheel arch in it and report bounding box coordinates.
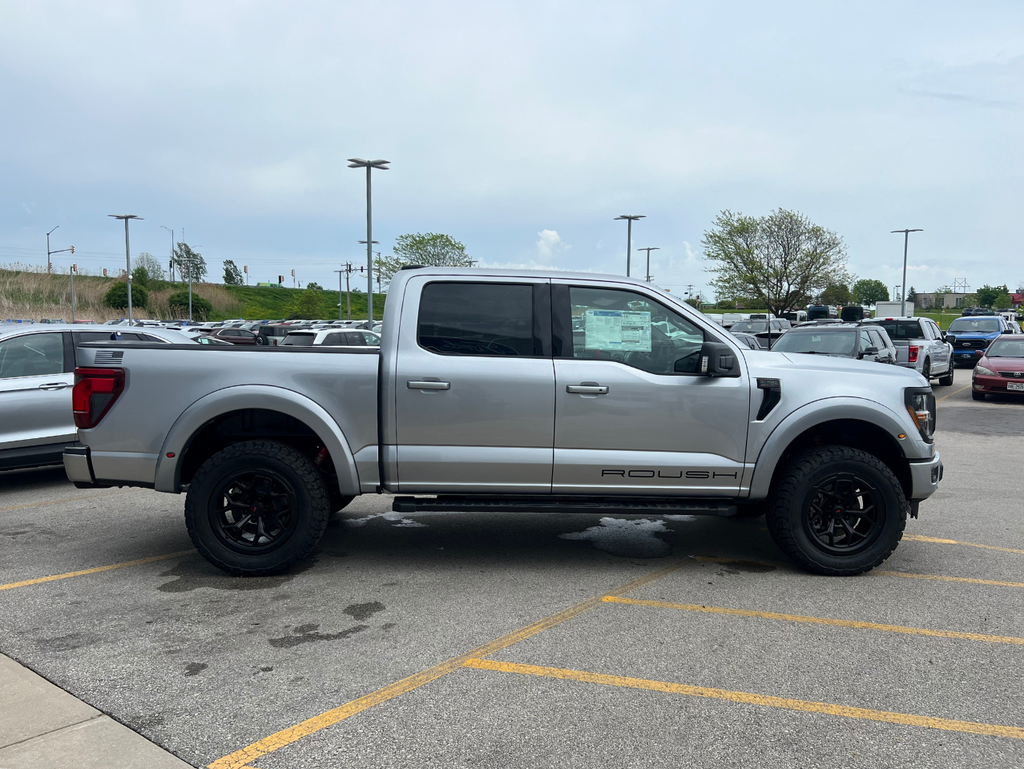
[154,385,360,496]
[749,400,913,502]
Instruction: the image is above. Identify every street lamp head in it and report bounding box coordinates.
[890,228,923,234]
[358,240,380,244]
[615,215,645,221]
[109,214,143,221]
[348,158,390,169]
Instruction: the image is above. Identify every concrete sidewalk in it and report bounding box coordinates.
[0,653,193,769]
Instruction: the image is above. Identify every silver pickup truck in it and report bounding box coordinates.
[65,268,942,577]
[864,317,954,385]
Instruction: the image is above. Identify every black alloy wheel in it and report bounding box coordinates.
[209,471,299,554]
[184,440,330,575]
[803,472,882,555]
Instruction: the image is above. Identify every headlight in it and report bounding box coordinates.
[974,365,997,376]
[904,387,935,443]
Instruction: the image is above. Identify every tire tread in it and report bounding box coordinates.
[766,445,907,576]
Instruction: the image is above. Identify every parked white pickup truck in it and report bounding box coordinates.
[65,268,942,577]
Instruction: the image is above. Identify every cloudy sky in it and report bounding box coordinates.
[1,1,1021,299]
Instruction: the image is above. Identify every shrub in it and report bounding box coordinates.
[168,289,213,320]
[103,281,148,310]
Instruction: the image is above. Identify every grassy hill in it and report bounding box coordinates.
[0,268,383,322]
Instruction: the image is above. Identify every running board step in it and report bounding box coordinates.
[392,495,738,517]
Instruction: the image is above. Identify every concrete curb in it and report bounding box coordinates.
[0,653,193,769]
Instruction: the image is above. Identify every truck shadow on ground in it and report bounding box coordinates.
[0,464,71,491]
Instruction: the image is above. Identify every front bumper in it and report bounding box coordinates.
[973,374,1024,395]
[908,451,943,501]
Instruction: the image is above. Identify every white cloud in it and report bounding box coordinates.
[536,229,570,261]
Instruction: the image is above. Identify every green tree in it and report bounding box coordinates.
[819,283,852,306]
[134,252,166,281]
[131,265,151,288]
[291,287,326,319]
[702,209,848,317]
[223,259,244,286]
[906,286,917,306]
[852,279,889,306]
[306,281,323,290]
[960,292,979,309]
[103,280,148,310]
[373,254,406,288]
[394,233,473,268]
[994,291,1013,309]
[173,243,207,283]
[168,289,212,320]
[976,284,1009,308]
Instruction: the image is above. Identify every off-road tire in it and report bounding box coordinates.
[184,440,330,576]
[765,445,907,576]
[972,391,985,401]
[937,365,954,387]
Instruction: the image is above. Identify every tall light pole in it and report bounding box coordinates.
[160,226,174,281]
[891,228,923,317]
[108,215,143,322]
[46,226,59,274]
[614,215,645,277]
[637,247,659,282]
[348,158,389,321]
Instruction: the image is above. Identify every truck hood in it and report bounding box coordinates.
[742,350,929,389]
[948,331,1000,340]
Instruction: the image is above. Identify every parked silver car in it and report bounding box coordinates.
[0,324,190,470]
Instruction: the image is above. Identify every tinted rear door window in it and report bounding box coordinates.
[418,282,535,356]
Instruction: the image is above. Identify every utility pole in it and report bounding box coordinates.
[891,228,923,317]
[614,215,645,277]
[637,247,659,282]
[348,158,390,322]
[108,215,142,322]
[334,262,357,319]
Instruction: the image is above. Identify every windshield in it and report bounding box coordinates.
[986,339,1024,358]
[281,333,315,346]
[730,321,767,333]
[948,318,1000,334]
[772,330,856,356]
[871,320,922,340]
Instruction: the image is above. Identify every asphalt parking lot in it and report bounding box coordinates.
[1,366,1022,768]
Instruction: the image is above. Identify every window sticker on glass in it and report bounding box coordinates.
[584,310,652,351]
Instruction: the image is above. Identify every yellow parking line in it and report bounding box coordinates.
[602,596,1024,646]
[874,571,1024,589]
[206,560,690,769]
[0,491,122,514]
[903,534,1024,556]
[464,658,1024,740]
[0,551,193,592]
[938,384,972,401]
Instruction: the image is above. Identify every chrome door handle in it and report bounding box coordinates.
[566,384,609,395]
[407,380,451,390]
[38,383,69,391]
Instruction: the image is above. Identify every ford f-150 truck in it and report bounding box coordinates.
[64,268,943,577]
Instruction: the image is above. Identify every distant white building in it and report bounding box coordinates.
[915,292,967,310]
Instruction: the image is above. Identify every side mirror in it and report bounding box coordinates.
[975,349,985,357]
[861,346,879,357]
[698,341,741,377]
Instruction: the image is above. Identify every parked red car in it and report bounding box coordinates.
[971,335,1024,401]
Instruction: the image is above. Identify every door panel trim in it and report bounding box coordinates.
[553,448,748,496]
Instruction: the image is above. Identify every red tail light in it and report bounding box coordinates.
[72,367,125,429]
[908,345,919,363]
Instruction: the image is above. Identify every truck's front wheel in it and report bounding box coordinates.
[765,446,907,576]
[184,440,330,576]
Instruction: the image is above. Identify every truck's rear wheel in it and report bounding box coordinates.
[765,446,906,576]
[937,365,954,387]
[184,440,330,576]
